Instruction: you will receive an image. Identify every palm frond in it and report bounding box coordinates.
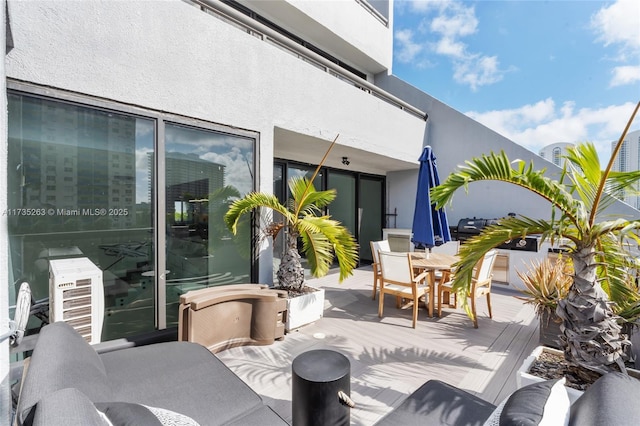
[565,143,640,216]
[298,215,358,281]
[300,188,336,212]
[289,177,336,214]
[449,217,545,294]
[604,170,640,197]
[431,151,580,226]
[208,185,241,203]
[593,229,640,312]
[224,192,291,234]
[589,101,640,225]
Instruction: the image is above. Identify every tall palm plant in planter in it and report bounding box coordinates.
[431,101,640,374]
[224,136,358,292]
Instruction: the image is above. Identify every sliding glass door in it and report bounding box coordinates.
[274,160,385,271]
[327,172,356,238]
[358,176,384,263]
[7,94,156,340]
[163,124,254,327]
[7,90,257,341]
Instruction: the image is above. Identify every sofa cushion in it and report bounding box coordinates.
[223,404,289,425]
[16,322,112,425]
[99,341,267,425]
[569,372,640,426]
[375,379,496,425]
[499,378,569,426]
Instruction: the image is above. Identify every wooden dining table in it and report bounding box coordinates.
[410,252,460,317]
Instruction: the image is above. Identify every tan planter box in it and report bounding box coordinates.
[179,284,287,353]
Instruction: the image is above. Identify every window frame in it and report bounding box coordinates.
[7,80,260,331]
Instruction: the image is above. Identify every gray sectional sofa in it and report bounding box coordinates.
[14,321,288,425]
[14,321,640,425]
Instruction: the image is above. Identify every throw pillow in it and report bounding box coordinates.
[499,378,570,426]
[482,397,508,426]
[144,405,201,426]
[95,402,200,426]
[95,402,162,425]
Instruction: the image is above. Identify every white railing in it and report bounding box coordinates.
[188,0,427,120]
[355,0,389,27]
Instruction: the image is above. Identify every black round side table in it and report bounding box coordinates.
[291,349,351,426]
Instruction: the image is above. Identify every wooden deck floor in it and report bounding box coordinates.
[216,266,539,425]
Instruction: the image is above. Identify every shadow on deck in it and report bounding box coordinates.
[216,267,539,425]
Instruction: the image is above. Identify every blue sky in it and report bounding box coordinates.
[392,0,640,161]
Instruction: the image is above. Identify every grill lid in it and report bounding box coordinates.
[457,218,498,233]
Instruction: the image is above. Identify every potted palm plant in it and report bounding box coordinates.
[224,135,359,331]
[431,101,640,377]
[516,256,572,349]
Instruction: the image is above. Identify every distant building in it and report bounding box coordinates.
[611,130,640,208]
[539,142,575,167]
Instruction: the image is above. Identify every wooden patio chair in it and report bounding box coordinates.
[370,239,390,300]
[438,249,498,328]
[378,251,430,328]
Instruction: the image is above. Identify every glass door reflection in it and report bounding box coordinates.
[163,123,255,327]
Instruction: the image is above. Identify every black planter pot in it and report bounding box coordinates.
[539,311,563,350]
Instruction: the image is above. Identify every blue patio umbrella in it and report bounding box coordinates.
[411,146,451,249]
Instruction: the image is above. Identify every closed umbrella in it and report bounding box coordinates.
[411,146,451,250]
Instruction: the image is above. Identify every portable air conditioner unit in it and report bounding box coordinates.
[49,257,104,344]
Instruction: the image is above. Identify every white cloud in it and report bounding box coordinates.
[453,55,503,91]
[395,0,506,90]
[610,65,640,87]
[409,0,451,14]
[465,100,640,162]
[429,4,478,38]
[591,0,640,50]
[591,0,640,87]
[433,36,466,58]
[395,29,423,63]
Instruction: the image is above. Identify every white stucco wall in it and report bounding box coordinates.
[242,0,392,74]
[379,75,640,228]
[5,0,426,283]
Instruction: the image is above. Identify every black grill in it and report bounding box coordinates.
[453,217,539,252]
[498,237,539,252]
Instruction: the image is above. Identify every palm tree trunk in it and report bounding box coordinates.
[557,245,629,374]
[276,230,305,291]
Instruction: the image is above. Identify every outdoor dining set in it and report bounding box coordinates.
[369,145,498,329]
[370,239,498,329]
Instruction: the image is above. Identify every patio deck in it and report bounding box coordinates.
[216,266,539,425]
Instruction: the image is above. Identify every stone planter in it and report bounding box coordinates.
[517,346,584,404]
[517,345,640,404]
[285,287,325,332]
